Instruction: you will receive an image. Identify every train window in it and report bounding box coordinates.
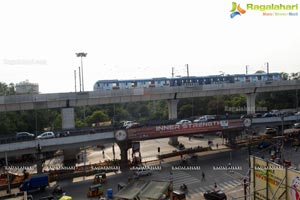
[246,76,250,82]
[257,76,262,80]
[131,82,137,87]
[107,83,109,86]
[268,75,273,80]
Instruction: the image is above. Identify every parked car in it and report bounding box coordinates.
[16,132,35,140]
[133,168,152,177]
[36,132,55,139]
[204,190,227,200]
[194,115,215,123]
[176,120,192,125]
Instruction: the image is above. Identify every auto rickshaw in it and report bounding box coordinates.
[87,184,103,198]
[59,196,72,200]
[93,173,107,184]
[172,190,186,200]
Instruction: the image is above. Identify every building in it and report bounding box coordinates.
[15,80,39,94]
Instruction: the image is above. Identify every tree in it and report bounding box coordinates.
[87,110,109,125]
[178,104,193,119]
[290,72,300,80]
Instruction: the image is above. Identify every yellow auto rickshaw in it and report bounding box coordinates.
[93,172,107,184]
[87,184,103,198]
[59,196,72,200]
[172,190,186,200]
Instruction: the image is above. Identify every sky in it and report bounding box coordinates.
[0,0,299,93]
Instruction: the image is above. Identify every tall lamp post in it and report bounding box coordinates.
[76,52,87,92]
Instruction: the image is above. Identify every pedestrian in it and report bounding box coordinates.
[202,172,205,181]
[214,182,217,191]
[216,143,219,149]
[102,150,105,158]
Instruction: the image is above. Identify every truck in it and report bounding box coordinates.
[20,173,49,192]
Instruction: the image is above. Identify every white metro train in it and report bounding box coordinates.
[93,73,282,91]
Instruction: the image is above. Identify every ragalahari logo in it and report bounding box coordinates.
[230,2,246,18]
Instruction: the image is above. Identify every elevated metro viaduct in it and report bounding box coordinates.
[1,115,299,171]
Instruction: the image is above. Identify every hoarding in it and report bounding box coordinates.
[250,156,300,200]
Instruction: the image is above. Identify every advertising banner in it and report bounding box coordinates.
[250,156,300,200]
[127,119,245,140]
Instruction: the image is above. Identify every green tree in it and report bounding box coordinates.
[87,110,109,125]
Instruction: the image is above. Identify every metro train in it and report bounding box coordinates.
[93,73,282,91]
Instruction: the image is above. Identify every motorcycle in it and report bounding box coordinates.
[52,185,65,196]
[180,184,188,192]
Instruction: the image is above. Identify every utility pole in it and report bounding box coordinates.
[5,152,11,194]
[172,67,174,78]
[74,70,77,92]
[266,62,269,74]
[78,67,82,92]
[186,64,189,77]
[76,52,87,92]
[246,65,249,74]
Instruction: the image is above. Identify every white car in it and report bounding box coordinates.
[193,115,215,123]
[133,168,152,177]
[36,131,55,139]
[123,121,135,128]
[176,120,192,125]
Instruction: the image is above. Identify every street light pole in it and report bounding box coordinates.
[76,52,87,92]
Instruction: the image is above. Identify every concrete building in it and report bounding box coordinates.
[15,80,39,94]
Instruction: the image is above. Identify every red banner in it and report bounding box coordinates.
[127,119,245,140]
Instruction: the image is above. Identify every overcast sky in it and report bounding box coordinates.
[1,0,299,93]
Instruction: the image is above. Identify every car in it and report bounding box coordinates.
[240,113,262,119]
[133,168,152,177]
[16,132,35,140]
[294,123,300,129]
[262,113,274,118]
[194,115,215,123]
[176,120,192,125]
[204,190,227,200]
[257,141,272,149]
[126,122,141,129]
[123,121,138,128]
[36,132,55,139]
[265,128,277,135]
[295,111,300,116]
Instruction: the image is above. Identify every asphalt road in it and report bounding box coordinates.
[4,134,300,200]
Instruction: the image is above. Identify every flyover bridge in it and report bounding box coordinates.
[0,115,298,158]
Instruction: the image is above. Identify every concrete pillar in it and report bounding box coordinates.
[61,108,75,129]
[167,99,179,145]
[167,99,179,120]
[246,93,256,114]
[63,148,80,166]
[117,141,132,171]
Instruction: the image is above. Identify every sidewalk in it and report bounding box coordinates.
[144,145,232,166]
